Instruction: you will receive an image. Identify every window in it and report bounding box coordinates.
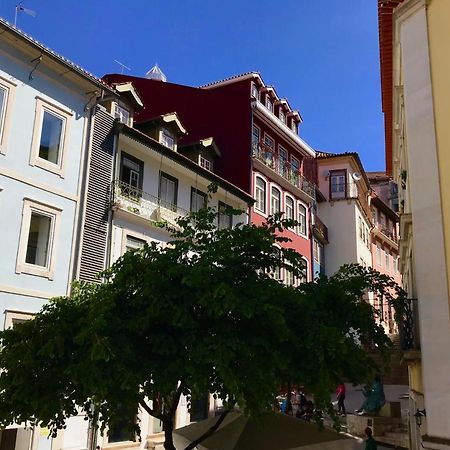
[330,170,346,200]
[160,127,175,150]
[285,269,295,287]
[30,98,71,176]
[266,97,273,113]
[385,252,390,271]
[39,111,64,164]
[0,77,16,155]
[371,207,377,225]
[313,240,323,264]
[279,110,286,124]
[125,235,146,252]
[380,213,386,229]
[191,188,207,213]
[114,103,130,125]
[291,121,297,134]
[218,201,232,229]
[252,125,260,147]
[271,187,281,214]
[120,153,143,197]
[199,155,213,171]
[108,405,136,443]
[271,247,282,281]
[255,176,266,214]
[291,156,300,174]
[278,146,288,176]
[285,196,294,221]
[264,134,274,152]
[159,172,178,210]
[298,259,308,284]
[298,203,307,236]
[394,257,398,272]
[251,83,259,100]
[359,217,363,240]
[4,311,34,330]
[190,394,209,422]
[16,199,61,279]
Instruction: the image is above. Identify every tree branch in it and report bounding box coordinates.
[139,399,163,421]
[183,409,231,450]
[170,383,185,417]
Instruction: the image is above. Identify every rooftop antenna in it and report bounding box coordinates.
[14,2,37,27]
[114,59,131,74]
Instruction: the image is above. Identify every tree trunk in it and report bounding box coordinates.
[163,416,176,450]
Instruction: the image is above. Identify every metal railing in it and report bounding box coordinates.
[111,180,189,226]
[312,214,328,243]
[399,298,420,351]
[252,142,316,200]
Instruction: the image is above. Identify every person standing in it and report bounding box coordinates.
[336,382,346,415]
[364,427,377,450]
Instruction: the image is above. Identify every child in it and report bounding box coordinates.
[364,427,377,450]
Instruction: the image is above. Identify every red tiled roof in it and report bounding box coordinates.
[378,0,404,176]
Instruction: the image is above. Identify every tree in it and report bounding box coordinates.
[0,205,405,450]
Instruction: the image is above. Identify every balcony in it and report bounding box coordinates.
[312,214,328,243]
[252,142,316,200]
[399,298,420,354]
[111,180,188,227]
[372,223,399,247]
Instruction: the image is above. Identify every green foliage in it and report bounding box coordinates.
[0,204,406,449]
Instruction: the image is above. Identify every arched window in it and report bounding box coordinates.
[298,203,307,235]
[271,187,281,214]
[285,196,294,221]
[255,177,266,213]
[298,258,308,284]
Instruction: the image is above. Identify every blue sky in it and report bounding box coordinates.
[2,0,385,171]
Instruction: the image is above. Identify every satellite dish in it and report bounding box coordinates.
[352,172,362,181]
[323,170,331,179]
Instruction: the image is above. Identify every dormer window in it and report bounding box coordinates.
[291,121,297,134]
[199,154,213,171]
[114,103,130,125]
[251,83,259,100]
[160,127,175,150]
[266,98,273,113]
[279,110,286,124]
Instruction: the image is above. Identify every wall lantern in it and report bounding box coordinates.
[414,408,426,427]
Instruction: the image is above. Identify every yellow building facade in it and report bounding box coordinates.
[379,0,450,449]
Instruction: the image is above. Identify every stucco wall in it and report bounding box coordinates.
[399,2,450,440]
[0,41,88,328]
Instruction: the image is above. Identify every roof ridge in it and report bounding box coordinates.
[199,71,260,88]
[0,17,113,92]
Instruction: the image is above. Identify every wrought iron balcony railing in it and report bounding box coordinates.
[312,214,329,243]
[399,298,420,351]
[111,180,188,226]
[252,142,316,200]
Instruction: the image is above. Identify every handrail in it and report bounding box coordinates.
[251,142,316,200]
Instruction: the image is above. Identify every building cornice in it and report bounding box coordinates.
[253,101,315,158]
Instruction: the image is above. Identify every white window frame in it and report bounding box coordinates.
[263,133,275,151]
[297,202,307,237]
[270,185,281,215]
[279,110,286,124]
[284,194,295,222]
[120,229,154,256]
[291,120,297,134]
[160,127,175,150]
[376,246,381,265]
[114,102,131,125]
[298,258,308,284]
[199,154,213,171]
[0,76,17,155]
[4,310,34,330]
[385,251,390,271]
[29,97,72,177]
[251,82,259,100]
[16,199,62,279]
[254,174,267,216]
[266,97,273,113]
